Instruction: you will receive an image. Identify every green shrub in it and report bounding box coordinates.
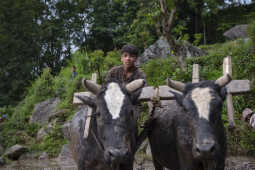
[39,120,68,157]
[247,20,255,55]
[142,57,192,87]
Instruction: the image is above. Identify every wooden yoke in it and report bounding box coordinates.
[191,57,250,129]
[73,73,97,139]
[192,64,199,83]
[223,56,235,128]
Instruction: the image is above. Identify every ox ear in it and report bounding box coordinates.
[215,74,232,87]
[76,95,97,108]
[82,78,101,94]
[125,79,145,93]
[170,90,184,106]
[166,78,185,92]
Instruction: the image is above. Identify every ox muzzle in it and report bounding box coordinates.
[192,120,218,159]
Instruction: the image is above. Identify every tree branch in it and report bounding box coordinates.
[166,7,176,33]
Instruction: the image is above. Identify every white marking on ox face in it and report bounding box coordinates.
[104,82,125,119]
[191,87,214,121]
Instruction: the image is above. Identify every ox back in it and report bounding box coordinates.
[149,81,227,170]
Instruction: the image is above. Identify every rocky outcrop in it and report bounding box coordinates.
[136,37,205,66]
[4,144,28,160]
[30,98,60,125]
[136,37,171,66]
[223,25,248,40]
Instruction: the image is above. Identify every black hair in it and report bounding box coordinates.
[121,44,139,57]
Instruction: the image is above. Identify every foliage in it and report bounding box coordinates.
[193,33,203,46]
[142,57,192,86]
[0,68,54,147]
[38,120,68,157]
[247,20,255,55]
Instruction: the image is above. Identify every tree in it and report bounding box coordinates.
[0,0,90,105]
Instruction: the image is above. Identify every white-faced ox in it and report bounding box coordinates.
[148,75,231,170]
[70,79,145,170]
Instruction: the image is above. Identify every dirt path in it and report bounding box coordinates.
[1,155,255,170]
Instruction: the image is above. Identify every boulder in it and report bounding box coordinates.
[62,121,71,141]
[56,144,77,169]
[249,114,255,129]
[242,108,253,121]
[48,109,69,122]
[57,144,73,161]
[36,127,48,142]
[136,37,171,66]
[36,122,54,142]
[136,37,205,66]
[223,25,248,40]
[4,144,28,160]
[30,98,60,125]
[38,152,49,160]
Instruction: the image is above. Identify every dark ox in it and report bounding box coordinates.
[148,75,231,170]
[70,79,144,170]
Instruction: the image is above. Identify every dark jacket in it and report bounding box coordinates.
[105,65,146,85]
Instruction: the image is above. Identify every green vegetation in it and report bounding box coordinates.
[1,37,255,157]
[1,0,255,160]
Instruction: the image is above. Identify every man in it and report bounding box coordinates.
[105,44,146,121]
[72,65,77,80]
[105,44,146,85]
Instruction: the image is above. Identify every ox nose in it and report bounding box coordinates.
[104,148,129,164]
[194,140,216,158]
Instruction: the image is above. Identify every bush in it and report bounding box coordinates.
[38,120,68,157]
[247,20,255,55]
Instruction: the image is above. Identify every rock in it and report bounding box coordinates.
[48,109,69,122]
[30,98,60,125]
[57,144,73,161]
[136,37,205,66]
[225,156,255,170]
[36,127,48,142]
[36,122,54,142]
[242,108,253,121]
[4,144,28,160]
[223,25,248,40]
[18,152,40,160]
[0,157,5,166]
[62,121,71,141]
[136,37,171,66]
[39,152,49,160]
[56,144,77,169]
[178,40,205,58]
[0,144,4,156]
[249,114,255,129]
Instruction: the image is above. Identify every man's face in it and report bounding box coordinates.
[121,52,137,69]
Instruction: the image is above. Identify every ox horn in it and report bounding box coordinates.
[126,79,145,93]
[215,74,232,87]
[82,78,101,94]
[166,78,185,92]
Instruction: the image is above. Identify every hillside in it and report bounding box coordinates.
[0,38,255,166]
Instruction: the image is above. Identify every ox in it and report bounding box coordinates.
[70,79,145,170]
[148,75,231,170]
